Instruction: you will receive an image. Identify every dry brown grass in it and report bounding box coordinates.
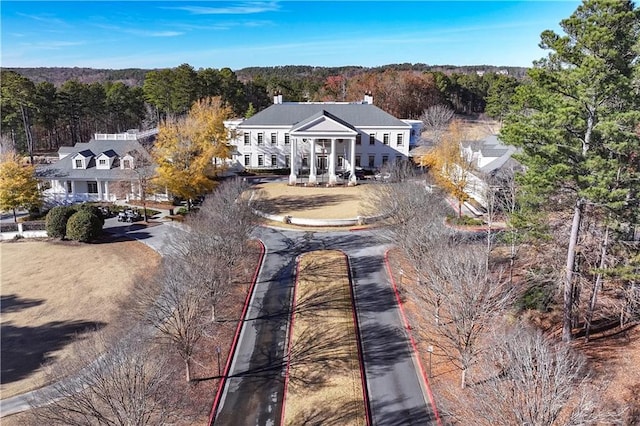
[0,238,160,399]
[283,251,366,426]
[251,181,373,219]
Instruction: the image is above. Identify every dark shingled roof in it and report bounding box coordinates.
[99,149,118,158]
[75,149,95,158]
[238,103,411,128]
[37,138,153,180]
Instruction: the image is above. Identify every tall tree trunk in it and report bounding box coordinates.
[563,199,584,342]
[584,226,610,342]
[20,105,34,164]
[461,367,467,389]
[185,358,191,382]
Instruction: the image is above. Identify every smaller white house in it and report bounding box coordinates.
[37,131,163,204]
[461,134,520,208]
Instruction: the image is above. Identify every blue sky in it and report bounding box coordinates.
[1,1,581,70]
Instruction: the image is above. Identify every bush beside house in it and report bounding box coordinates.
[66,210,103,242]
[45,206,76,238]
[45,204,104,242]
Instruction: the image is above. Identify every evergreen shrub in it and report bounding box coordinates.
[45,206,75,238]
[66,210,103,242]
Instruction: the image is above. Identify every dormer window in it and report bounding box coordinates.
[75,159,82,168]
[99,159,106,165]
[123,159,131,169]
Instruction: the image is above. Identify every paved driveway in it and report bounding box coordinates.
[212,227,436,425]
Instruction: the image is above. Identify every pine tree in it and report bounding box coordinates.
[501,0,640,341]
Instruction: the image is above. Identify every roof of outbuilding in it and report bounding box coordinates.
[238,103,411,128]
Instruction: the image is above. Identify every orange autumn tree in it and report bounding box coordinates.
[419,120,475,217]
[153,97,233,208]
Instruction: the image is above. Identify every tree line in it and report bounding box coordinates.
[2,62,523,160]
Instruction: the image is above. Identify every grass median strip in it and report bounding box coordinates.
[283,250,367,426]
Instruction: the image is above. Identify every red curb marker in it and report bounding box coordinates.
[384,250,442,426]
[280,256,301,426]
[343,252,373,426]
[208,240,266,426]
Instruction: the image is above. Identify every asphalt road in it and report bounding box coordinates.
[213,227,436,425]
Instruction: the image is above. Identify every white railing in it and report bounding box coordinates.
[94,133,138,140]
[94,129,158,141]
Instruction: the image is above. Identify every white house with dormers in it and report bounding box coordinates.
[37,130,162,203]
[224,93,422,185]
[461,134,521,209]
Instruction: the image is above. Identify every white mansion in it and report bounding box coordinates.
[224,93,423,185]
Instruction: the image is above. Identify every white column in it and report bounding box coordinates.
[349,136,357,185]
[105,181,110,201]
[97,180,103,200]
[289,138,297,185]
[308,139,317,184]
[328,138,337,185]
[71,180,76,200]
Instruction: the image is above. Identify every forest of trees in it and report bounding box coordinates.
[1,63,524,159]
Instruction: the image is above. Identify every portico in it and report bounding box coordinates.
[289,110,358,186]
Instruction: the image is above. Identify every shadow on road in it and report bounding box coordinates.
[359,324,411,377]
[373,396,437,426]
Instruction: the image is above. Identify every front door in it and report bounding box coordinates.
[317,155,327,173]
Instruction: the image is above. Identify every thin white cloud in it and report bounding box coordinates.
[16,12,67,27]
[169,1,280,15]
[94,23,183,38]
[175,20,274,31]
[20,40,86,50]
[130,30,184,37]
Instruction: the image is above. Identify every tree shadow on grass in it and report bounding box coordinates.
[0,294,45,314]
[256,194,347,216]
[287,398,366,426]
[1,320,106,385]
[286,325,358,392]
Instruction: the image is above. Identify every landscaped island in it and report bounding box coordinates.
[283,250,367,425]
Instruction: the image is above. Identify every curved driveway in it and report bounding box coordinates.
[213,226,437,425]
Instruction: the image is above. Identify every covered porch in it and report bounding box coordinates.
[288,110,359,186]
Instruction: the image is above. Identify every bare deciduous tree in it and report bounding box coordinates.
[420,104,455,145]
[30,328,180,425]
[137,256,207,382]
[414,243,514,389]
[364,179,451,266]
[168,178,258,321]
[439,324,619,425]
